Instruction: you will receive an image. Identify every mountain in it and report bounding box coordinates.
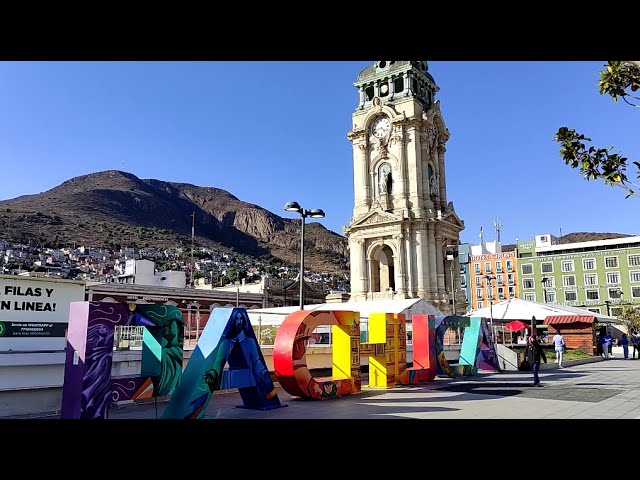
[501,232,634,252]
[0,170,349,274]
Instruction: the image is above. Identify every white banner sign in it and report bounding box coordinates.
[0,276,85,352]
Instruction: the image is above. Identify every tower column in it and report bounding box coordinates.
[395,128,408,203]
[438,144,447,207]
[350,238,364,299]
[404,226,414,297]
[359,239,367,298]
[367,257,376,297]
[415,226,428,298]
[405,123,423,213]
[428,222,438,299]
[394,232,406,295]
[436,234,445,304]
[352,142,370,216]
[358,85,365,109]
[388,75,395,100]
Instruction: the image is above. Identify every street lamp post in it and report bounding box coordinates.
[446,245,458,315]
[541,276,549,304]
[604,300,611,316]
[284,201,325,310]
[485,274,496,339]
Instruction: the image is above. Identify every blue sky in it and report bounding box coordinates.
[0,61,637,245]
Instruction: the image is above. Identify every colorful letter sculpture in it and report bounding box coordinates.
[61,301,184,419]
[397,314,437,384]
[273,310,360,399]
[476,318,500,372]
[436,316,486,377]
[360,312,401,388]
[162,307,281,419]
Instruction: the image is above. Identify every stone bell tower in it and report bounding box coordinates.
[342,61,465,314]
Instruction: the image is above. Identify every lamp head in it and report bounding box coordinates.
[284,201,302,213]
[307,208,325,218]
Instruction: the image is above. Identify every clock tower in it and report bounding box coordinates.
[342,61,465,314]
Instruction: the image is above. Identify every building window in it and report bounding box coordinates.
[474,263,481,274]
[475,276,482,286]
[486,287,493,299]
[584,274,597,285]
[484,262,492,274]
[605,256,618,268]
[630,271,640,283]
[523,278,535,289]
[586,289,599,300]
[497,274,504,285]
[477,301,483,308]
[476,288,482,299]
[495,261,502,273]
[506,260,513,271]
[521,264,533,275]
[541,262,553,274]
[583,258,596,270]
[606,272,620,285]
[508,286,515,296]
[561,260,574,272]
[563,275,576,287]
[565,290,577,301]
[543,277,555,288]
[546,291,556,303]
[609,288,623,299]
[524,293,536,301]
[632,286,640,298]
[588,308,601,314]
[507,273,515,285]
[629,254,640,267]
[460,276,467,287]
[498,287,504,298]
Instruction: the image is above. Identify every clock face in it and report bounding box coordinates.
[372,116,390,138]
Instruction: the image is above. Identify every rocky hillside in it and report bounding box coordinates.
[0,170,349,274]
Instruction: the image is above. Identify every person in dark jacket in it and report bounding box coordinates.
[524,335,547,386]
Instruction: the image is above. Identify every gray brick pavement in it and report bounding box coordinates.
[96,355,640,420]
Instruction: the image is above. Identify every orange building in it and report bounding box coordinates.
[470,251,518,310]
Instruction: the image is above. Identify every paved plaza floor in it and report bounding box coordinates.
[105,356,640,420]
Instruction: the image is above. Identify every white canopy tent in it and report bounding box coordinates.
[247,298,444,327]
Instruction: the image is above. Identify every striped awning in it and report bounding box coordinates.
[545,315,596,325]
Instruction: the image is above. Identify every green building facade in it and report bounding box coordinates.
[516,234,640,317]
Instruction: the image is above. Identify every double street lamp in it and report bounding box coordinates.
[485,274,496,335]
[541,276,550,303]
[284,201,325,310]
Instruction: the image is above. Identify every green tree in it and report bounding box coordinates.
[555,61,640,198]
[620,305,640,333]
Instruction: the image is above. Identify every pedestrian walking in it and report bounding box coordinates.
[552,329,566,368]
[633,331,640,359]
[603,331,613,359]
[524,335,547,387]
[620,333,630,359]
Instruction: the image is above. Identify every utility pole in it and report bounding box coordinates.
[190,212,195,288]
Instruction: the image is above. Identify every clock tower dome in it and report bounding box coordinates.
[343,61,465,314]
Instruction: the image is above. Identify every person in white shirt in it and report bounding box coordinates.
[552,329,566,368]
